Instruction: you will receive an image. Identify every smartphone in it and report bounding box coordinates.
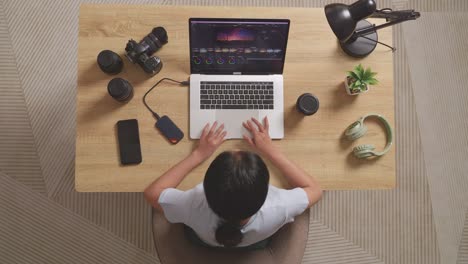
[116,119,142,165]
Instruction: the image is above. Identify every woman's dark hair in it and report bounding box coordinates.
[203,151,269,247]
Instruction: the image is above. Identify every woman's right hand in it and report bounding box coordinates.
[193,122,227,162]
[242,117,276,156]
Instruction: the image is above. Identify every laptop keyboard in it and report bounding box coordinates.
[199,81,274,110]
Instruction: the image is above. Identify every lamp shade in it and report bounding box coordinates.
[325,0,376,42]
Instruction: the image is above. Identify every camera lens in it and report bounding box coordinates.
[143,27,168,54]
[97,50,123,75]
[107,78,133,102]
[152,27,168,44]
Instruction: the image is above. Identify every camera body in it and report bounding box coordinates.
[125,27,168,75]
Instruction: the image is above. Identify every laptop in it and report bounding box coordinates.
[189,18,290,139]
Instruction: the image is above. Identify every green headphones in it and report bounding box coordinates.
[344,114,393,159]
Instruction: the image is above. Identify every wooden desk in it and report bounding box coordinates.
[76,5,395,192]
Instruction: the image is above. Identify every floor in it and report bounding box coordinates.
[1,0,467,263]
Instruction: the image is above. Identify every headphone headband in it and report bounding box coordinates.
[358,114,393,156]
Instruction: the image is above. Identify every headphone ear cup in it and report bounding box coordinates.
[345,121,368,141]
[353,144,376,159]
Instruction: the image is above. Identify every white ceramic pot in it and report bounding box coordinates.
[344,77,368,95]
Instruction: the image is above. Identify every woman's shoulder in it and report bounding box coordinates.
[262,185,287,208]
[265,184,291,199]
[263,185,307,208]
[160,183,206,208]
[189,183,208,205]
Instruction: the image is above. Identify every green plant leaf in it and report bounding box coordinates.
[347,71,359,81]
[363,67,373,80]
[356,64,364,72]
[358,64,366,79]
[367,78,379,85]
[355,64,364,79]
[369,71,378,78]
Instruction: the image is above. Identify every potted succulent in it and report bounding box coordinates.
[345,64,378,95]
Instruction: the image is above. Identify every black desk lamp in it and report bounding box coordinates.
[325,0,420,57]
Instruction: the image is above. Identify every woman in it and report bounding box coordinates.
[144,117,322,248]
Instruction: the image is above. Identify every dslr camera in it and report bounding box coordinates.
[125,27,168,75]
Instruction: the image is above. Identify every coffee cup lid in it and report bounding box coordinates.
[297,93,319,115]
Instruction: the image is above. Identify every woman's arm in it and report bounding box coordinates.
[243,117,322,207]
[144,122,226,211]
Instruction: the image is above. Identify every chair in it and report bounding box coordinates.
[152,208,310,264]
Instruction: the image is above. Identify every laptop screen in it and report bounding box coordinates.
[189,18,290,75]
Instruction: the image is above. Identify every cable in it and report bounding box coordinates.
[360,35,396,52]
[143,77,189,120]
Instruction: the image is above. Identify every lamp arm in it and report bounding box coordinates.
[370,9,420,21]
[353,9,421,37]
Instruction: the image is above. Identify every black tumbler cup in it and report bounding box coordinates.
[296,93,319,116]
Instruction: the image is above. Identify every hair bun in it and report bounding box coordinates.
[215,222,242,247]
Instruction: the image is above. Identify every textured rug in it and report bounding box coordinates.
[1,0,468,263]
[0,2,46,195]
[459,211,468,264]
[0,172,157,264]
[403,13,468,264]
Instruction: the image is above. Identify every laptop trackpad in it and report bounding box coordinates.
[216,110,259,139]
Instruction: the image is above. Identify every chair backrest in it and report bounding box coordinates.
[152,208,310,264]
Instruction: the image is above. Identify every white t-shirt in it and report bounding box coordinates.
[158,184,309,247]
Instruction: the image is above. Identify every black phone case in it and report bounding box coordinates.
[117,119,142,165]
[155,115,184,144]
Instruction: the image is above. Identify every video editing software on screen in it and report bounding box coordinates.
[190,19,290,74]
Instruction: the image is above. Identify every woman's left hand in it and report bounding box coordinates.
[193,122,227,161]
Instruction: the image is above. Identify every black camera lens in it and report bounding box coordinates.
[97,50,123,74]
[107,78,133,102]
[143,27,168,54]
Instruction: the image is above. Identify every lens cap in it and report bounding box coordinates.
[296,93,319,116]
[97,50,123,74]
